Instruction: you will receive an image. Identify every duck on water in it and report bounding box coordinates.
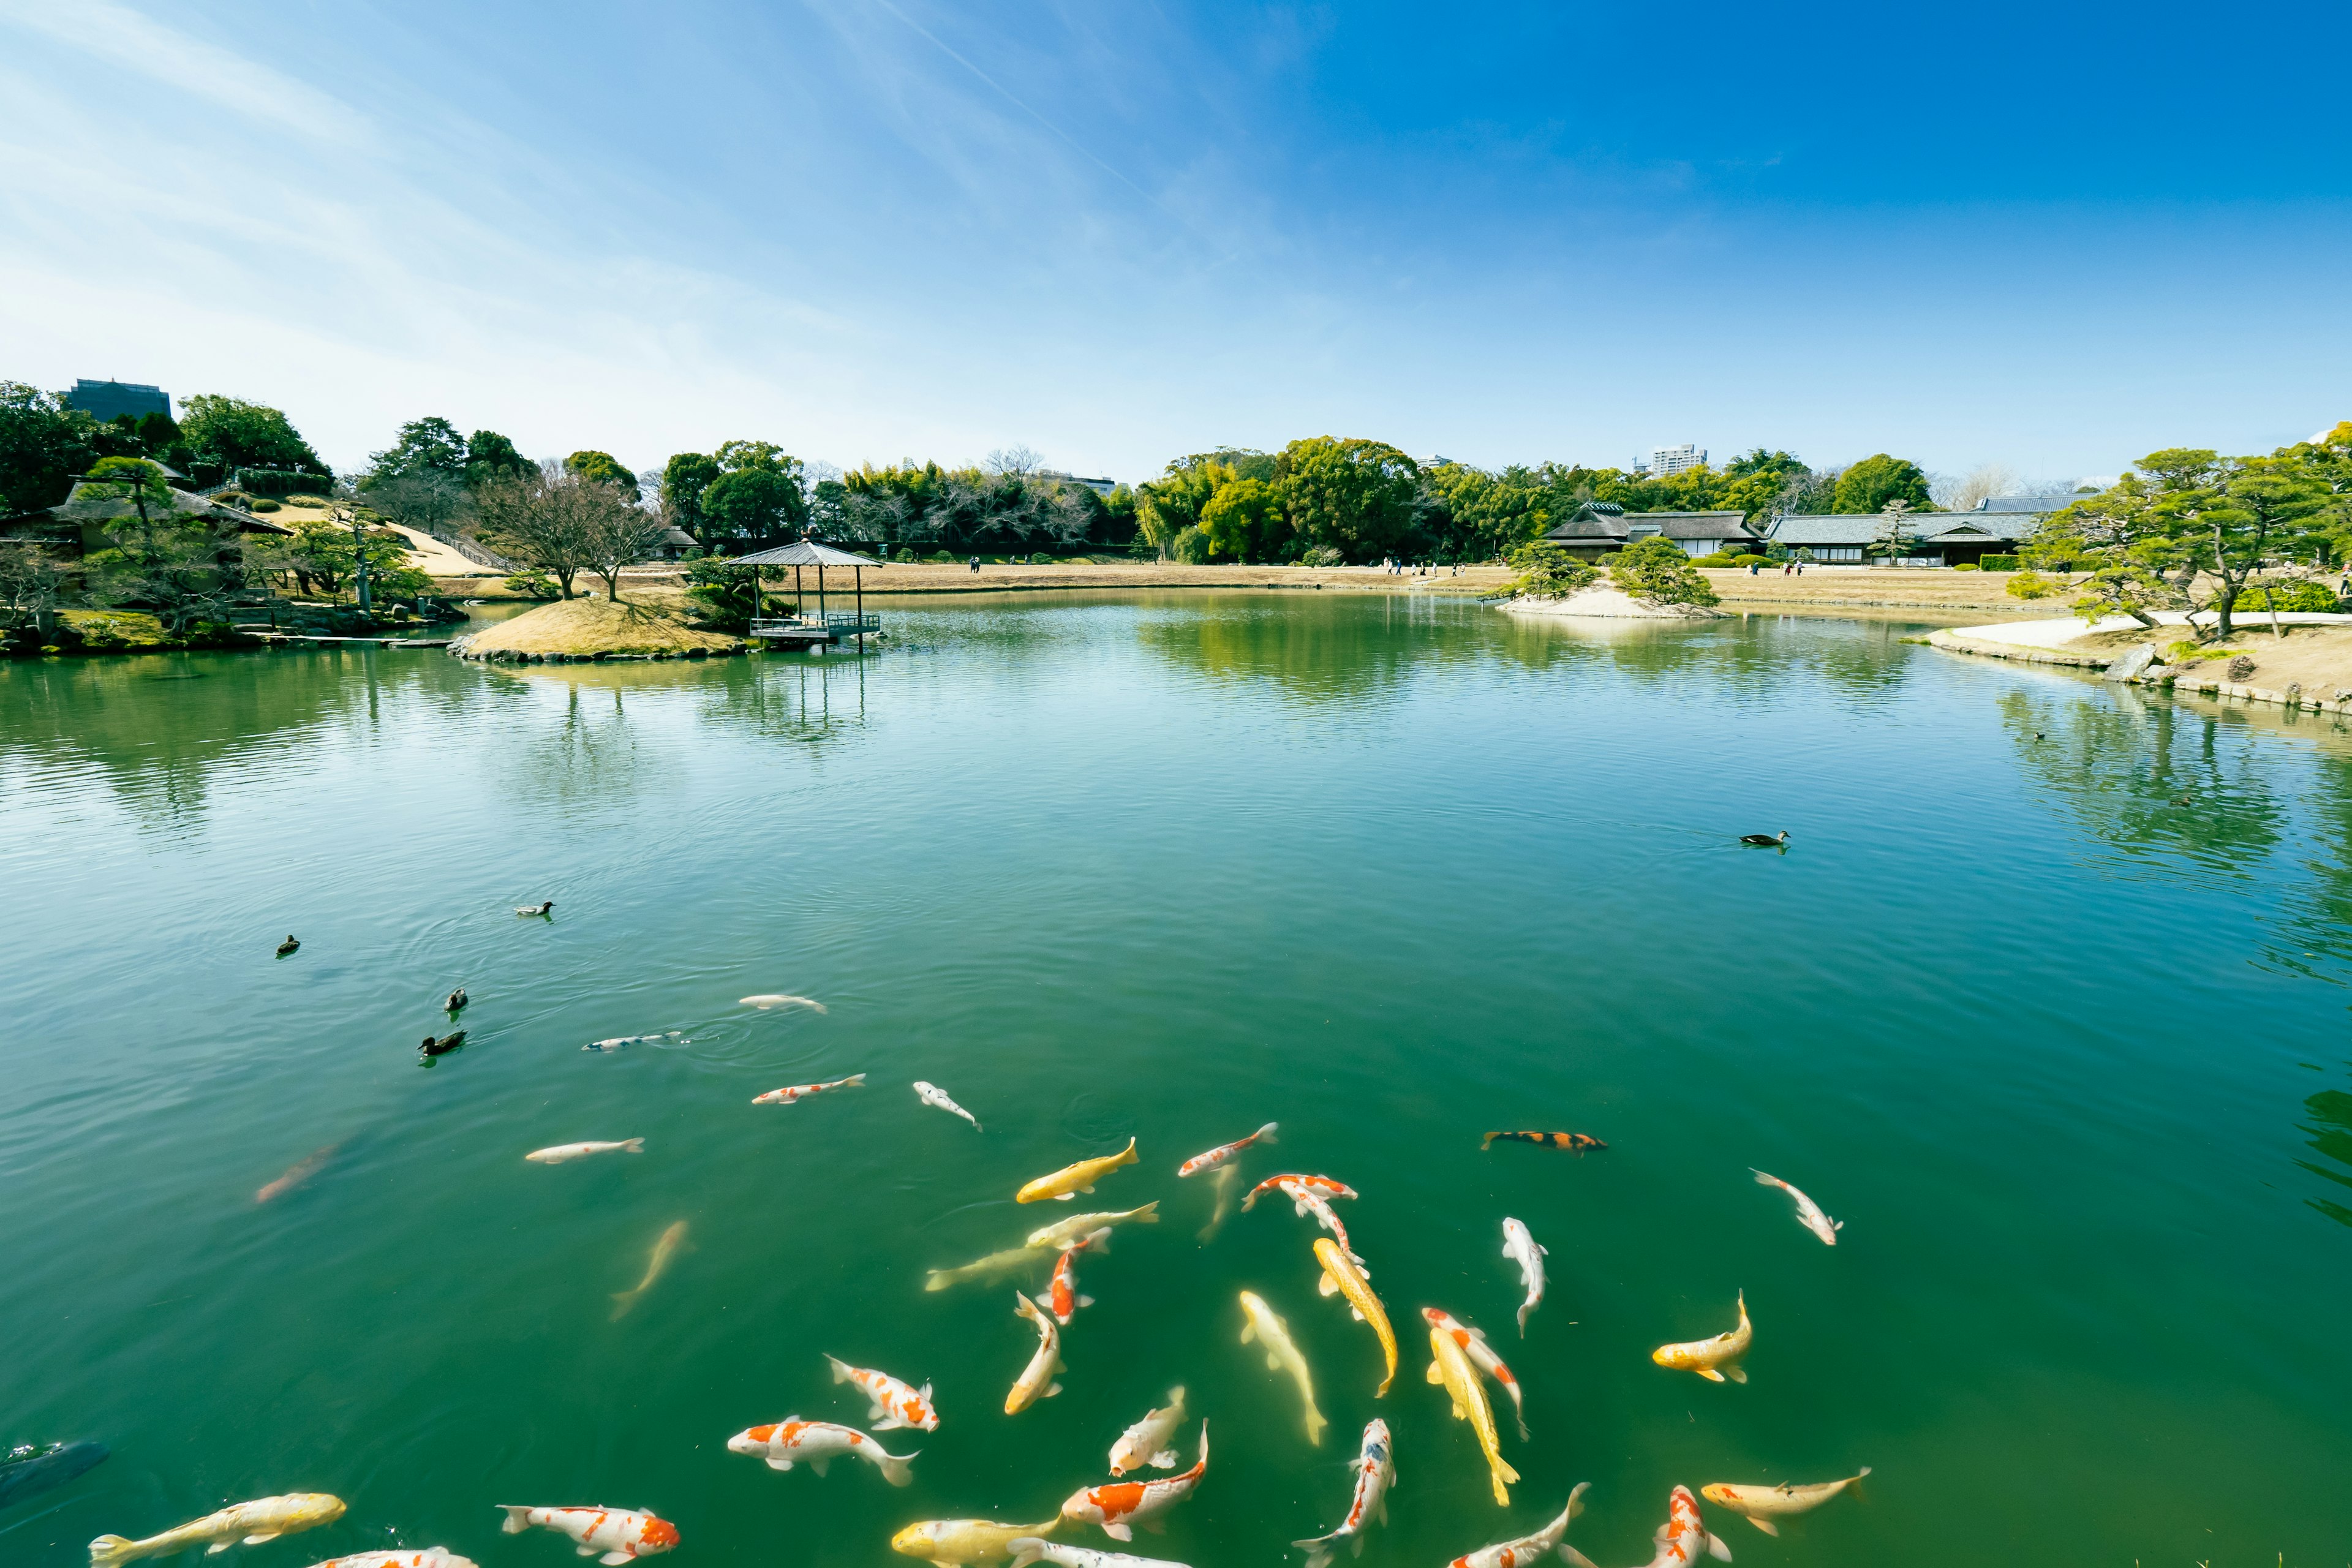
[1740,831,1789,847]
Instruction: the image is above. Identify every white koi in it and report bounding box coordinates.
[1010,1541,1191,1568]
[925,1246,1052,1293]
[1027,1203,1158,1251]
[1060,1422,1208,1541]
[914,1080,982,1131]
[1006,1292,1066,1413]
[739,994,827,1012]
[1108,1387,1187,1476]
[1750,1170,1842,1246]
[1239,1290,1326,1446]
[1501,1218,1547,1336]
[753,1073,865,1104]
[1291,1418,1393,1568]
[89,1496,347,1565]
[525,1139,643,1164]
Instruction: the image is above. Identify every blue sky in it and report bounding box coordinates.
[2,0,2345,484]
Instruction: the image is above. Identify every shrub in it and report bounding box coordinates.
[251,499,281,513]
[1693,552,1736,568]
[1300,545,1346,567]
[2236,581,2341,613]
[1980,554,2019,571]
[1951,561,1980,571]
[502,571,560,599]
[1029,552,1052,565]
[234,467,330,497]
[894,547,918,563]
[1730,554,1766,567]
[2007,570,2061,600]
[929,550,957,564]
[1170,526,1213,564]
[214,491,254,508]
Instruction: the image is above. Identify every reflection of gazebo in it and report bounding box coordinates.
[735,540,881,649]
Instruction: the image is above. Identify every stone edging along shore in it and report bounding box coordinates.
[1926,626,2352,716]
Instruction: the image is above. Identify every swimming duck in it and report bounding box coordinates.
[1740,831,1790,846]
[514,900,554,916]
[275,935,300,956]
[420,1031,467,1056]
[443,987,469,1012]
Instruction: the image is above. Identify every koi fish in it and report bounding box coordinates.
[1027,1203,1158,1251]
[740,994,827,1012]
[300,1552,476,1568]
[827,1355,939,1431]
[1561,1486,1727,1568]
[1481,1131,1606,1153]
[1006,1292,1066,1413]
[1651,1292,1751,1384]
[1177,1123,1278,1177]
[1427,1321,1518,1506]
[1750,1170,1842,1246]
[526,1139,644,1164]
[0,1441,107,1511]
[1700,1469,1869,1536]
[1447,1485,1589,1568]
[925,1246,1053,1292]
[1010,1543,1191,1568]
[1238,1291,1326,1446]
[1109,1387,1187,1476]
[1294,1189,1366,1268]
[496,1505,680,1564]
[255,1145,337,1204]
[1313,1238,1395,1396]
[1039,1230,1108,1325]
[1019,1139,1139,1203]
[1291,1418,1393,1568]
[1197,1166,1240,1243]
[1060,1422,1208,1541]
[582,1032,687,1052]
[1423,1307,1527,1439]
[727,1418,918,1485]
[89,1495,347,1565]
[1502,1219,1547,1336]
[891,1517,1064,1566]
[1243,1174,1357,1212]
[915,1081,982,1131]
[753,1073,865,1105]
[611,1221,688,1321]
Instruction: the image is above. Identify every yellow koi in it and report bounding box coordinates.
[1427,1323,1517,1506]
[1017,1139,1139,1204]
[1313,1238,1395,1397]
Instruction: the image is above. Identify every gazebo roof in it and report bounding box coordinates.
[734,540,878,567]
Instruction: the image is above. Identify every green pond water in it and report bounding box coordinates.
[2,593,2350,1568]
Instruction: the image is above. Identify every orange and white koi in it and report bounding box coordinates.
[525,1139,643,1163]
[1501,1219,1547,1336]
[1243,1174,1357,1212]
[1060,1422,1208,1541]
[827,1355,938,1431]
[1750,1170,1842,1245]
[1313,1238,1395,1396]
[1561,1486,1727,1568]
[1449,1484,1590,1568]
[1006,1292,1066,1413]
[1019,1139,1140,1203]
[1177,1123,1278,1177]
[1427,1320,1517,1506]
[1700,1469,1869,1536]
[496,1505,679,1565]
[727,1417,918,1485]
[90,1496,347,1565]
[1651,1292,1751,1384]
[1108,1387,1187,1476]
[1040,1229,1107,1325]
[1291,1418,1393,1568]
[753,1073,865,1105]
[301,1552,475,1568]
[1423,1307,1526,1439]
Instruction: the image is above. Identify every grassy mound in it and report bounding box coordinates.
[459,597,741,658]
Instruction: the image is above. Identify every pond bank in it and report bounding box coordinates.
[1929,612,2352,713]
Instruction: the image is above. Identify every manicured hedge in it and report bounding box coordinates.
[1980,554,2019,571]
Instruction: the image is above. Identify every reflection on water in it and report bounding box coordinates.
[2301,1071,2352,1227]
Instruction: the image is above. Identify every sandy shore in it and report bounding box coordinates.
[1931,611,2352,714]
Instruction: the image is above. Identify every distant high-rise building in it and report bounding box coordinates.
[69,379,171,425]
[1644,442,1707,476]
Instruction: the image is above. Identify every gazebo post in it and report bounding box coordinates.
[818,562,828,629]
[854,565,864,652]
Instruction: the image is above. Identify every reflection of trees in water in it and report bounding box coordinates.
[696,654,869,745]
[1136,596,1479,703]
[0,651,463,833]
[2301,1071,2352,1229]
[1486,609,1916,701]
[2000,687,2285,877]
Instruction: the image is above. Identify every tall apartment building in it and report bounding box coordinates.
[1644,442,1707,476]
[69,379,172,425]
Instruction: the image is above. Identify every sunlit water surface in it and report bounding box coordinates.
[3,594,2349,1567]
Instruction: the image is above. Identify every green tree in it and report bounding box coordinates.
[662,451,723,543]
[178,394,328,480]
[1506,541,1599,598]
[80,461,241,636]
[134,410,184,454]
[701,467,807,542]
[1136,459,1231,554]
[464,430,531,486]
[1866,499,1923,562]
[370,417,469,482]
[1199,476,1284,560]
[1275,437,1420,562]
[1607,535,1721,607]
[565,450,638,494]
[0,382,103,513]
[714,439,802,477]
[1833,454,1935,514]
[1423,462,1553,559]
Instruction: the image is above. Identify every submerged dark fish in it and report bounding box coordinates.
[0,1440,108,1510]
[1480,1131,1607,1153]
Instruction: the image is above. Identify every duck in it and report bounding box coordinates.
[420,1031,467,1056]
[443,987,469,1012]
[1740,831,1790,846]
[275,935,300,956]
[514,900,554,916]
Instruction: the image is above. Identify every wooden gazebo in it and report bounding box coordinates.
[734,540,882,650]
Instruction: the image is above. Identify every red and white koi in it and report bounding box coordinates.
[1243,1174,1357,1212]
[827,1355,939,1431]
[1006,1292,1066,1413]
[727,1417,918,1485]
[1750,1170,1842,1246]
[1561,1486,1728,1568]
[1061,1422,1208,1542]
[1040,1229,1107,1325]
[496,1506,679,1565]
[301,1552,475,1568]
[1450,1485,1590,1568]
[1291,1418,1393,1568]
[753,1073,865,1105]
[1501,1219,1547,1336]
[1177,1123,1278,1177]
[1108,1387,1187,1476]
[1423,1307,1527,1439]
[524,1139,643,1163]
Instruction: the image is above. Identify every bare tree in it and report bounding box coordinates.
[0,544,68,636]
[472,470,600,600]
[581,490,673,602]
[1933,462,2023,511]
[364,469,468,537]
[985,444,1044,477]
